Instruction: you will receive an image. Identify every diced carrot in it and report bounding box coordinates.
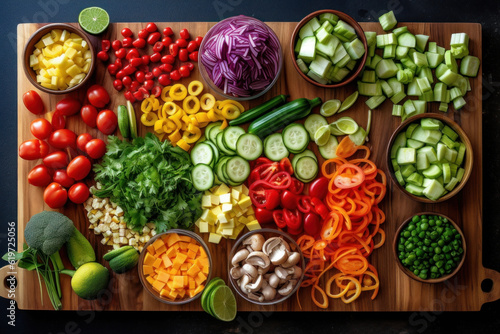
[183,275,188,287]
[152,280,165,292]
[143,265,154,276]
[187,243,199,253]
[179,235,191,242]
[167,233,181,247]
[153,257,163,269]
[187,263,201,277]
[162,254,173,268]
[180,263,189,271]
[202,265,209,275]
[144,253,156,266]
[146,276,155,285]
[188,289,196,298]
[152,238,165,251]
[198,257,209,267]
[177,288,186,299]
[173,276,184,289]
[173,252,188,265]
[195,272,206,285]
[147,245,155,255]
[198,247,207,258]
[160,289,171,298]
[165,247,177,258]
[166,280,174,290]
[194,285,204,295]
[155,244,167,255]
[168,290,178,299]
[160,234,170,243]
[189,278,196,290]
[169,268,179,275]
[187,249,197,259]
[157,271,171,284]
[179,242,189,251]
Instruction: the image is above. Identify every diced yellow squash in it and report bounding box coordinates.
[211,205,222,216]
[215,184,230,195]
[246,220,262,231]
[231,189,241,200]
[221,203,233,213]
[208,233,222,244]
[83,50,92,59]
[29,55,39,67]
[242,184,249,195]
[217,213,227,224]
[238,194,252,210]
[35,40,45,49]
[50,29,62,42]
[221,228,233,236]
[59,30,69,42]
[219,193,231,204]
[42,35,54,46]
[201,195,212,208]
[199,221,209,233]
[64,47,78,60]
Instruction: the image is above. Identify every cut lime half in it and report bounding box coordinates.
[320,99,341,117]
[314,125,331,146]
[335,117,359,135]
[209,285,237,322]
[78,7,110,34]
[339,91,359,113]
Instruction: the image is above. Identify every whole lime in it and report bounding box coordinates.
[71,262,109,300]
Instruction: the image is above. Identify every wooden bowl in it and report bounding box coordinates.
[23,23,96,94]
[386,113,473,203]
[393,212,466,284]
[290,9,368,88]
[137,229,213,305]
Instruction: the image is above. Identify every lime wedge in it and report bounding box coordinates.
[329,123,345,136]
[339,91,359,113]
[209,285,237,322]
[334,117,359,135]
[201,278,225,315]
[314,125,331,146]
[320,99,341,117]
[78,7,110,34]
[126,101,138,139]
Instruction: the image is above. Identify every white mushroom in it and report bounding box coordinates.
[239,275,251,294]
[231,248,250,266]
[281,252,301,268]
[247,292,264,302]
[263,237,289,266]
[230,266,245,280]
[257,262,271,275]
[245,251,271,270]
[242,263,258,279]
[274,266,288,280]
[268,273,280,288]
[245,275,264,292]
[278,280,297,296]
[287,265,303,279]
[243,234,265,251]
[261,285,277,301]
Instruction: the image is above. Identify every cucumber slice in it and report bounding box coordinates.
[223,126,246,151]
[396,147,416,165]
[407,172,424,187]
[423,179,445,200]
[318,135,339,159]
[292,150,317,171]
[204,140,220,165]
[407,138,424,149]
[282,123,309,153]
[191,143,214,166]
[225,157,250,184]
[406,183,424,196]
[298,36,316,63]
[117,105,130,139]
[191,164,214,191]
[216,132,235,156]
[207,122,223,143]
[264,133,289,161]
[236,133,263,161]
[304,114,328,139]
[395,170,405,186]
[400,165,416,178]
[422,165,443,179]
[391,132,407,159]
[295,156,319,182]
[416,152,430,171]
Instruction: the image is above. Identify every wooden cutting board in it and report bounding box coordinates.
[3,21,500,311]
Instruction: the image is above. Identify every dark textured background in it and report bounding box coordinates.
[1,0,499,332]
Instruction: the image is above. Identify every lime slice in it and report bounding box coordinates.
[339,91,359,113]
[201,278,225,315]
[78,7,110,34]
[209,285,237,322]
[126,101,138,138]
[320,99,341,117]
[335,117,359,135]
[329,123,345,136]
[314,125,331,146]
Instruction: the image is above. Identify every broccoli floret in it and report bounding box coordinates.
[24,211,75,256]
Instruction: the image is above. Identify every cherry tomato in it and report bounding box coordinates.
[144,79,154,90]
[138,29,149,39]
[85,139,106,159]
[280,190,300,210]
[254,208,274,225]
[23,90,44,115]
[121,37,132,48]
[158,74,171,86]
[130,80,141,92]
[43,151,69,169]
[76,133,93,152]
[80,105,98,128]
[124,91,135,102]
[152,67,162,77]
[126,48,140,60]
[48,129,77,149]
[67,156,91,180]
[179,65,190,78]
[53,169,75,188]
[146,22,158,32]
[69,182,90,204]
[19,139,49,160]
[116,70,125,80]
[178,48,188,62]
[44,182,67,208]
[142,55,150,65]
[121,27,133,38]
[87,84,110,108]
[130,57,143,67]
[133,38,146,49]
[97,50,109,61]
[96,109,118,135]
[122,64,136,76]
[161,54,175,64]
[195,36,203,46]
[170,69,181,81]
[309,177,329,200]
[153,41,164,52]
[188,51,199,61]
[134,71,145,83]
[101,40,111,52]
[51,111,65,130]
[147,32,161,45]
[30,118,52,140]
[304,213,321,236]
[162,36,172,47]
[169,43,179,57]
[113,79,123,91]
[187,41,198,53]
[28,164,52,187]
[145,72,154,81]
[163,27,173,36]
[160,63,173,73]
[150,52,161,63]
[107,63,119,75]
[55,97,81,116]
[175,38,188,48]
[111,40,122,51]
[151,86,162,97]
[179,28,190,40]
[133,90,145,101]
[115,48,127,58]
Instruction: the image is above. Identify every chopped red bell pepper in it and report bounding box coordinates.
[289,177,304,194]
[283,208,302,230]
[249,187,280,210]
[279,157,293,175]
[298,196,313,213]
[310,197,329,219]
[268,171,292,189]
[273,210,286,229]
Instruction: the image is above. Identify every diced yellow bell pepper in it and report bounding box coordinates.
[176,139,191,151]
[154,119,167,134]
[220,119,228,130]
[195,112,209,124]
[168,129,182,143]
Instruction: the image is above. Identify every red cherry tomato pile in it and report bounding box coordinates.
[247,158,330,237]
[98,23,203,103]
[19,86,114,208]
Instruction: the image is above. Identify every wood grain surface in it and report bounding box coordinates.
[7,21,500,311]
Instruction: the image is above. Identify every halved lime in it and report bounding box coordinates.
[335,117,359,135]
[329,123,345,136]
[339,91,359,113]
[201,278,225,315]
[314,125,331,146]
[209,285,237,322]
[78,7,110,34]
[320,99,341,117]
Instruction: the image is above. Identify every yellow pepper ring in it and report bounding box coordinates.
[154,132,166,141]
[152,98,160,111]
[168,116,182,130]
[200,93,216,111]
[169,84,188,101]
[219,99,245,112]
[154,119,167,133]
[141,98,153,113]
[207,109,220,122]
[188,80,204,96]
[141,112,158,126]
[163,119,177,134]
[221,104,242,120]
[161,85,172,102]
[162,101,178,117]
[183,95,201,115]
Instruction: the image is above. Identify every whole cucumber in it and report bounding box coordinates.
[66,227,96,270]
[248,97,322,138]
[229,94,288,126]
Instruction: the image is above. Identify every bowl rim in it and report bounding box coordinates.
[137,229,213,305]
[23,22,96,95]
[290,9,368,88]
[198,15,283,101]
[227,228,305,305]
[386,113,474,203]
[392,212,467,284]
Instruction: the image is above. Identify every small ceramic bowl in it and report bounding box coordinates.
[386,113,473,203]
[23,23,96,94]
[393,212,466,283]
[290,9,368,88]
[228,228,305,305]
[138,229,213,305]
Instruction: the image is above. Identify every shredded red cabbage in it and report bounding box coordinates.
[201,15,281,97]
